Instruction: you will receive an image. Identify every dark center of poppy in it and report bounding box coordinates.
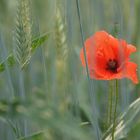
[106,59,118,72]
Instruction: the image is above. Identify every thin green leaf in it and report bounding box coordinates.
[19,131,45,140]
[103,97,140,140]
[31,33,50,52]
[0,54,15,72]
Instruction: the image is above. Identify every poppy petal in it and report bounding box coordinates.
[93,31,116,60]
[89,69,105,79]
[125,62,139,84]
[126,44,136,57]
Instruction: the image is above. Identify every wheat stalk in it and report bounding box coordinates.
[54,1,67,60]
[14,0,32,69]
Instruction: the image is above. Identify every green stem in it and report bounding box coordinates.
[107,81,113,127]
[112,80,119,140]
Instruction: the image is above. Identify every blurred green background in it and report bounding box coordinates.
[0,0,140,140]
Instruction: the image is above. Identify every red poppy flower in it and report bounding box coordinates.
[80,31,139,84]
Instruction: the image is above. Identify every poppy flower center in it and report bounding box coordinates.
[106,59,118,73]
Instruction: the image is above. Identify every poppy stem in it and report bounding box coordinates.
[107,81,113,127]
[112,79,119,140]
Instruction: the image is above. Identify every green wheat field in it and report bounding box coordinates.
[0,0,140,140]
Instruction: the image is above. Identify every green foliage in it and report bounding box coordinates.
[19,132,45,140]
[0,0,140,140]
[0,99,21,118]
